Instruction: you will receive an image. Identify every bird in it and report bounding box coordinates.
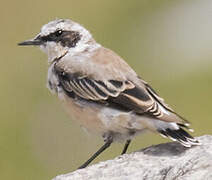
[18,19,200,169]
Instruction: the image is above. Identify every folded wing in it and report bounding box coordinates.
[54,64,186,124]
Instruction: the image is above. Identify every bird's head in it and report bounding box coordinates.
[18,19,97,63]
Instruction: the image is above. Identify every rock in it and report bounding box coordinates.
[53,135,212,180]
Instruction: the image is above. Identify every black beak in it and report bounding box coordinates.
[18,36,43,46]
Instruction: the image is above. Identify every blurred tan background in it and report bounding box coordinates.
[1,0,212,179]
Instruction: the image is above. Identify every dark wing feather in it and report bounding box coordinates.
[58,73,123,100]
[144,82,190,124]
[55,65,155,111]
[54,65,184,123]
[108,86,154,114]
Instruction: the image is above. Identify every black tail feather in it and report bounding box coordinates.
[158,127,200,147]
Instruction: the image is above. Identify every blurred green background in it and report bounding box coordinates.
[1,0,212,179]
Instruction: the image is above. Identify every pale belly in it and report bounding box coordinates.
[60,93,147,141]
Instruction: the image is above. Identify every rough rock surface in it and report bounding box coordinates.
[53,135,212,180]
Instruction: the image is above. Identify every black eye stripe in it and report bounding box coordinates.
[41,30,63,41]
[40,30,81,48]
[54,30,63,37]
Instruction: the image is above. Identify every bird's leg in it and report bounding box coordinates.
[78,135,113,169]
[121,139,131,155]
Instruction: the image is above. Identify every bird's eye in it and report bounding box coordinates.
[55,30,63,37]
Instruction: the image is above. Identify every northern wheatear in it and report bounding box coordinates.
[18,19,200,169]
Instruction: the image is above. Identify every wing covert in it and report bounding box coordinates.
[55,65,135,100]
[54,64,184,123]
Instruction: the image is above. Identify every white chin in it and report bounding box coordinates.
[39,44,47,53]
